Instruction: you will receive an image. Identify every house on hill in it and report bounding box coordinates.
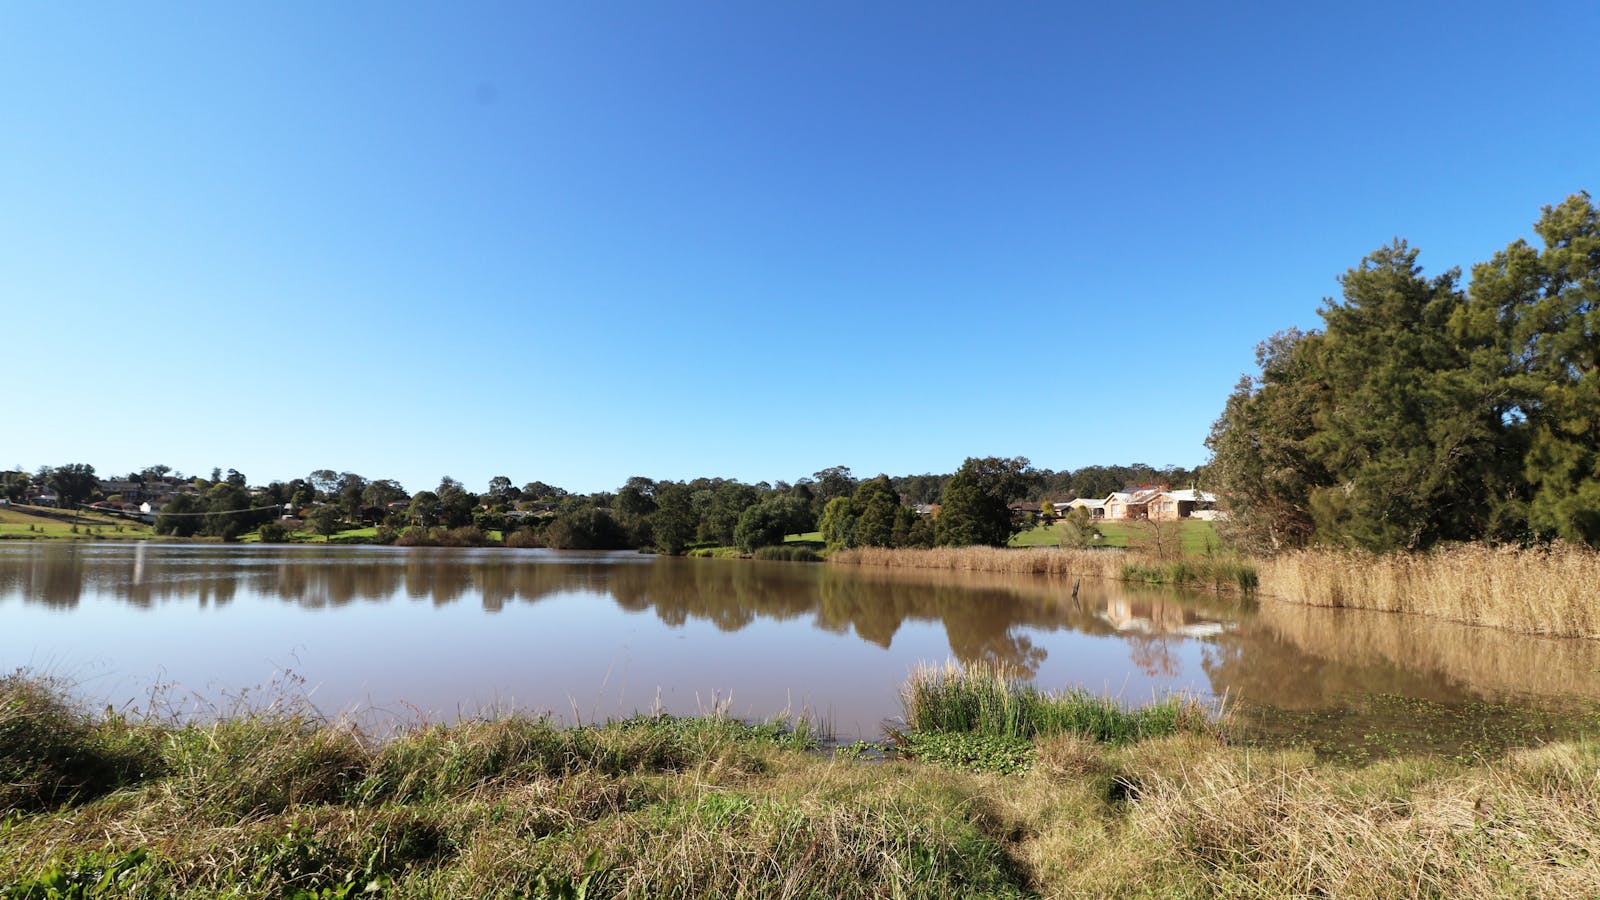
[1073,486,1220,521]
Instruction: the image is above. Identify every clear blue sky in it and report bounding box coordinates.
[5,2,1596,495]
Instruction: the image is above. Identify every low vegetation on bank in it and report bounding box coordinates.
[830,545,1260,594]
[7,671,1600,897]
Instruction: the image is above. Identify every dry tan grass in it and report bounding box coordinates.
[830,546,1127,580]
[1121,740,1600,898]
[1258,543,1600,638]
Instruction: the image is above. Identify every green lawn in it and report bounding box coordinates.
[1009,519,1220,554]
[0,505,154,540]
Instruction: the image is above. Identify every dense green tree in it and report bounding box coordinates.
[435,477,477,528]
[1,471,29,503]
[818,496,858,550]
[44,463,98,510]
[649,483,697,555]
[851,476,904,548]
[1209,195,1600,551]
[408,491,441,528]
[486,476,519,506]
[891,473,947,506]
[200,483,268,540]
[1206,331,1326,552]
[520,481,567,503]
[1467,193,1600,544]
[542,505,625,549]
[935,457,1033,547]
[1212,243,1532,551]
[808,466,858,517]
[733,495,812,552]
[1299,241,1517,549]
[154,492,203,537]
[362,479,408,518]
[695,480,760,546]
[614,476,659,519]
[306,505,344,541]
[308,469,340,500]
[336,473,369,522]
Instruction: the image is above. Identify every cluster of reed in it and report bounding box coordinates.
[831,546,1259,593]
[832,545,1125,579]
[1257,542,1600,637]
[901,661,1217,745]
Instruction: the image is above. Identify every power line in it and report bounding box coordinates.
[79,502,285,518]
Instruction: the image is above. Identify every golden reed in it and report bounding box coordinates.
[1257,543,1600,638]
[832,543,1600,638]
[829,546,1125,580]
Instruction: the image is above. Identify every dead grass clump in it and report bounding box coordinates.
[530,788,1031,899]
[1123,741,1600,896]
[1259,542,1600,637]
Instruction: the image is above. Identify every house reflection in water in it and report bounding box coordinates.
[1099,594,1232,676]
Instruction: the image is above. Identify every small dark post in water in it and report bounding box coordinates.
[1071,579,1080,600]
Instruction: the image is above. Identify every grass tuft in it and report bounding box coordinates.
[900,661,1220,749]
[0,671,162,812]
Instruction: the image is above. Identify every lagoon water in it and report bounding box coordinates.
[4,543,1598,750]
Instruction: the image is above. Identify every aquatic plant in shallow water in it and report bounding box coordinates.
[900,661,1220,746]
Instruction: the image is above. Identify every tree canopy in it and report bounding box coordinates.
[935,457,1034,547]
[1208,193,1600,551]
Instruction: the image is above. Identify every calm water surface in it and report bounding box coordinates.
[4,543,1598,752]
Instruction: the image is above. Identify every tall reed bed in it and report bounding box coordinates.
[833,545,1123,579]
[832,546,1258,593]
[1257,543,1600,638]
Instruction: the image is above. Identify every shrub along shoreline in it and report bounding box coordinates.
[8,669,1600,897]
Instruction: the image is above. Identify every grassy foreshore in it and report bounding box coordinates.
[8,670,1600,897]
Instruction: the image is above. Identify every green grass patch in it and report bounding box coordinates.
[1010,519,1220,553]
[896,731,1036,774]
[0,506,154,541]
[0,673,1028,898]
[1120,558,1258,591]
[900,662,1218,747]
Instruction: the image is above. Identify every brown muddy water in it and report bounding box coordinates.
[3,543,1597,758]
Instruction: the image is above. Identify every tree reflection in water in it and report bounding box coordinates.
[9,544,1600,714]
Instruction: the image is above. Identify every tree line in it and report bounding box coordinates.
[5,456,1179,553]
[1208,192,1600,552]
